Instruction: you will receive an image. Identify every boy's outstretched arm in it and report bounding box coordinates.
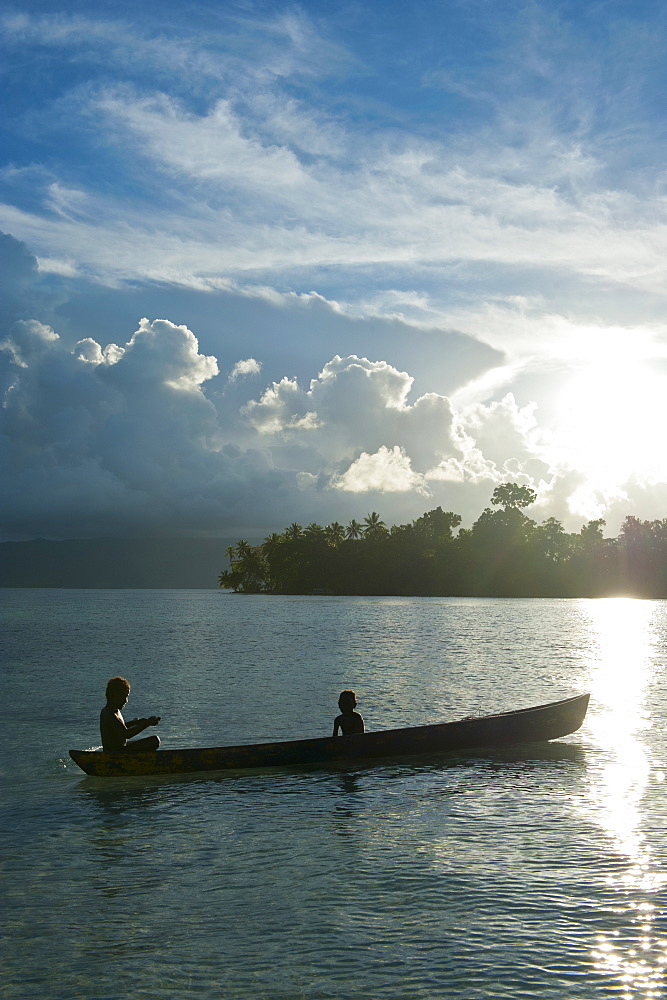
[125,716,160,739]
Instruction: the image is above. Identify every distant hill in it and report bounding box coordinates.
[0,537,260,588]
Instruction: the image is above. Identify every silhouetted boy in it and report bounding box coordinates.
[333,689,364,736]
[100,676,161,752]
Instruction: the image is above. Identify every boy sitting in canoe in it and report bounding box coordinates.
[333,689,364,736]
[100,676,161,752]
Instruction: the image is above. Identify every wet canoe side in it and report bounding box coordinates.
[69,692,590,777]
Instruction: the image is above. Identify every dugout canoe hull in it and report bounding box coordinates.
[69,693,589,778]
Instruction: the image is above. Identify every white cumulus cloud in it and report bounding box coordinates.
[228,357,262,381]
[333,445,430,495]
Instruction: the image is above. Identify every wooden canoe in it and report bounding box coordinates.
[69,692,589,778]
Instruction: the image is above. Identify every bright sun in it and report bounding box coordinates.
[554,359,667,489]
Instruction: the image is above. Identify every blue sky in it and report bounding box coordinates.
[2,0,667,540]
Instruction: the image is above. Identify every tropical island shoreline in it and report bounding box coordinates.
[220,483,667,599]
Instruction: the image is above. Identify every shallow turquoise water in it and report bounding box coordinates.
[2,591,667,999]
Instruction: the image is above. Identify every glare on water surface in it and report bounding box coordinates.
[580,598,667,998]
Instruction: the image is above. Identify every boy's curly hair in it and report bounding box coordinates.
[106,676,131,700]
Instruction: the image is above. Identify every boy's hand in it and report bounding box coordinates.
[148,716,160,726]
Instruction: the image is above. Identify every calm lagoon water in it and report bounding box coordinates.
[2,590,667,999]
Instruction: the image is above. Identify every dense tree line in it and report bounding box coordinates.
[218,483,667,597]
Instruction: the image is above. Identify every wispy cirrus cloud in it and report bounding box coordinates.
[3,1,667,314]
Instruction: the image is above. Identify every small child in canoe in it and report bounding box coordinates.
[333,689,364,736]
[100,676,161,752]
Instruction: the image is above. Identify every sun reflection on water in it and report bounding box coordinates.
[580,598,666,997]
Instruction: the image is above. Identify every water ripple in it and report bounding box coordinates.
[3,593,667,998]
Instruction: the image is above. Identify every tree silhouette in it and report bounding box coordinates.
[363,511,386,537]
[325,522,346,547]
[346,519,363,540]
[218,484,667,598]
[491,482,537,510]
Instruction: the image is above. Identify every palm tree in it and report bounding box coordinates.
[236,545,268,593]
[363,512,386,537]
[236,539,252,558]
[285,522,303,541]
[345,519,363,540]
[262,532,283,554]
[325,522,345,547]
